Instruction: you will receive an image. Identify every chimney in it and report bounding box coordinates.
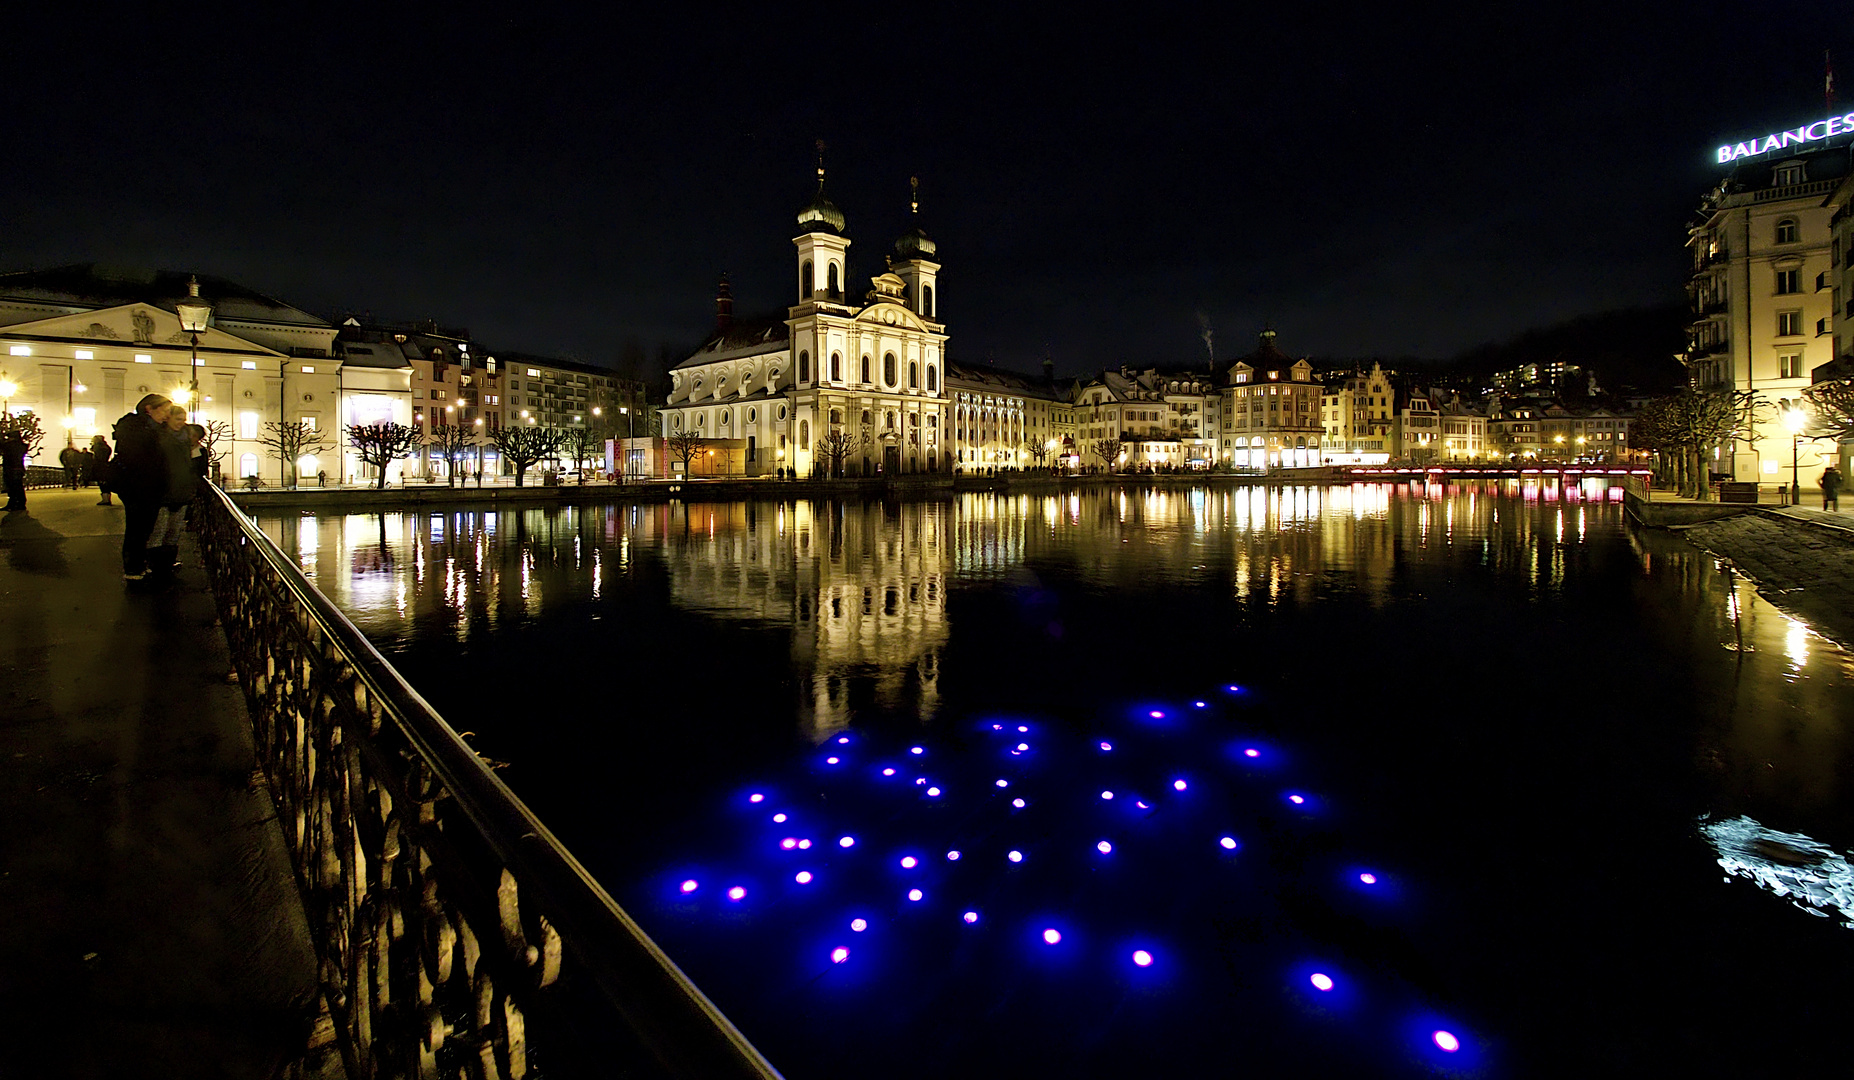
[714,273,734,335]
[1042,357,1055,381]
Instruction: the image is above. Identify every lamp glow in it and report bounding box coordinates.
[882,768,896,776]
[780,838,797,850]
[900,856,918,869]
[826,756,840,765]
[1359,872,1378,885]
[749,793,764,803]
[1433,1031,1460,1053]
[1132,950,1153,967]
[1015,743,1029,751]
[1173,779,1187,791]
[1149,710,1164,719]
[1219,837,1238,850]
[1288,794,1305,805]
[798,839,812,849]
[995,779,1009,788]
[851,918,867,932]
[1101,790,1114,800]
[910,746,924,755]
[1017,726,1028,732]
[1096,841,1112,854]
[679,879,698,893]
[907,889,923,902]
[838,836,855,848]
[831,947,850,964]
[1310,973,1334,992]
[1043,929,1061,944]
[836,736,849,744]
[963,911,978,924]
[1012,798,1026,808]
[926,786,941,797]
[773,813,788,822]
[1100,741,1113,751]
[727,887,746,902]
[946,850,961,861]
[795,871,813,884]
[1007,850,1024,863]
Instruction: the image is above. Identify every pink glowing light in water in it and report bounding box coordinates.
[1132,950,1153,967]
[680,879,698,893]
[1433,1031,1460,1053]
[831,947,849,964]
[1043,929,1062,945]
[1310,973,1334,992]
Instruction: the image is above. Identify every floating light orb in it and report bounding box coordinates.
[831,947,849,964]
[839,836,856,848]
[1433,1031,1460,1053]
[963,911,979,924]
[1132,950,1153,967]
[1310,973,1334,992]
[946,850,961,861]
[910,746,925,755]
[1010,749,1023,756]
[1243,748,1260,758]
[927,787,942,797]
[780,838,797,850]
[1219,836,1238,850]
[1288,794,1306,805]
[991,724,1003,730]
[900,856,919,869]
[1227,685,1241,692]
[1101,790,1115,800]
[798,839,813,850]
[1043,929,1062,945]
[1016,743,1029,751]
[1149,710,1164,719]
[907,889,923,902]
[1099,741,1113,751]
[1173,779,1188,792]
[1096,841,1113,854]
[1194,701,1206,708]
[679,879,698,893]
[1359,872,1378,885]
[826,756,840,765]
[915,777,927,786]
[995,779,1010,788]
[749,793,764,804]
[1017,726,1028,733]
[1135,800,1149,809]
[727,887,746,902]
[850,918,868,932]
[837,736,850,744]
[1012,798,1026,808]
[795,871,813,884]
[882,768,896,777]
[1007,850,1024,863]
[773,813,788,823]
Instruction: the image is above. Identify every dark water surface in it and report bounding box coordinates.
[258,482,1854,1078]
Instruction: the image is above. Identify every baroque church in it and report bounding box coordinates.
[660,168,949,476]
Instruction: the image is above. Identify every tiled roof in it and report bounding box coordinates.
[0,264,329,327]
[676,315,791,369]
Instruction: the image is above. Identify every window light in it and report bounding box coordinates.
[9,345,31,356]
[74,349,93,360]
[242,361,258,370]
[300,366,315,373]
[135,354,153,363]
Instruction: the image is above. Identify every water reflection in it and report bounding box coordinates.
[1702,815,1854,925]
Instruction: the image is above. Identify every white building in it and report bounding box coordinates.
[661,170,950,477]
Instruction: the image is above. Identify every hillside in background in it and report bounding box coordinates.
[1447,304,1689,393]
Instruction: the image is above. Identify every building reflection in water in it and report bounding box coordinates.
[259,479,1638,745]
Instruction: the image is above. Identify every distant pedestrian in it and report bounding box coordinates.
[59,443,80,488]
[90,434,114,505]
[1,429,28,512]
[142,410,201,578]
[1823,465,1843,511]
[112,393,173,580]
[317,468,327,488]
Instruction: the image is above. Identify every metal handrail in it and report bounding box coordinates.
[194,482,783,1080]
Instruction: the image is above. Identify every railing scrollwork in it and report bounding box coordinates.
[196,485,783,1080]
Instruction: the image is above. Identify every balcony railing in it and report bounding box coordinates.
[193,483,783,1080]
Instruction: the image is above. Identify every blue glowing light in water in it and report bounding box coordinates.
[780,838,797,850]
[773,813,788,823]
[1043,928,1062,945]
[908,888,924,902]
[927,787,942,797]
[749,793,764,803]
[1310,973,1334,992]
[1148,710,1164,719]
[910,746,924,755]
[1096,841,1113,854]
[851,918,867,932]
[946,850,961,861]
[1132,950,1153,967]
[831,947,849,964]
[795,871,813,884]
[900,856,918,869]
[1101,790,1115,800]
[727,886,746,901]
[995,779,1010,788]
[837,736,850,744]
[962,911,978,924]
[797,839,812,850]
[826,756,840,765]
[839,836,856,848]
[1288,794,1306,805]
[882,768,896,777]
[680,879,698,893]
[1012,798,1026,808]
[1359,872,1378,885]
[1173,779,1188,791]
[1433,1031,1460,1053]
[1244,748,1260,758]
[1219,837,1238,850]
[1099,741,1113,751]
[1008,850,1024,863]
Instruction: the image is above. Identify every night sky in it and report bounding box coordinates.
[7,4,1844,376]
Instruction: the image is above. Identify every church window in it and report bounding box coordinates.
[923,285,934,318]
[828,263,840,297]
[802,259,813,296]
[778,405,788,421]
[862,355,871,382]
[861,409,872,426]
[910,361,919,389]
[884,352,897,385]
[799,419,809,448]
[747,407,757,423]
[831,352,841,381]
[799,351,810,382]
[927,366,937,391]
[830,408,842,425]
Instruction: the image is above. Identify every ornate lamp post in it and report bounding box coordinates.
[175,276,213,418]
[1782,399,1807,505]
[0,371,16,414]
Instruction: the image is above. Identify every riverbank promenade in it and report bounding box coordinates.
[0,488,341,1079]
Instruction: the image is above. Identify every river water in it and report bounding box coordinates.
[257,481,1854,1079]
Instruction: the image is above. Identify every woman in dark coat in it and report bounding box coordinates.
[90,434,114,505]
[112,394,173,580]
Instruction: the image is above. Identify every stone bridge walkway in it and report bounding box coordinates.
[0,488,341,1079]
[1679,504,1854,649]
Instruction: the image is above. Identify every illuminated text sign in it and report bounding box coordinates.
[1717,113,1854,163]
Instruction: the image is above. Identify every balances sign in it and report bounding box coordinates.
[1717,113,1854,163]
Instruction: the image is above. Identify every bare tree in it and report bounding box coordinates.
[426,422,476,487]
[199,420,232,480]
[0,411,46,457]
[814,427,867,478]
[258,420,332,489]
[1092,438,1123,472]
[666,431,707,476]
[1803,378,1854,440]
[490,425,566,487]
[346,421,422,489]
[1024,440,1051,469]
[563,424,604,484]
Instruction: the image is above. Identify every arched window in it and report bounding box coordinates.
[861,355,871,382]
[884,352,897,385]
[828,263,840,297]
[799,419,810,449]
[909,361,919,389]
[923,285,934,318]
[697,414,706,429]
[239,452,258,477]
[831,352,841,381]
[1776,218,1799,244]
[926,366,937,392]
[747,407,757,423]
[861,409,872,427]
[829,408,842,425]
[799,351,810,383]
[801,259,813,297]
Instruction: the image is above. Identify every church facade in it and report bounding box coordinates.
[662,171,950,476]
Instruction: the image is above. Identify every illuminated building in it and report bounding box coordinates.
[1319,362,1394,464]
[1686,138,1847,481]
[661,168,949,477]
[1073,367,1217,469]
[1221,329,1321,469]
[943,360,1075,471]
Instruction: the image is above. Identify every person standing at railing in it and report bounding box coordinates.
[141,413,203,579]
[113,394,174,581]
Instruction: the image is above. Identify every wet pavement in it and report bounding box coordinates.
[1681,505,1854,648]
[0,488,341,1079]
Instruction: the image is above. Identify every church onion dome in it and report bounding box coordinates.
[797,180,846,235]
[894,175,936,260]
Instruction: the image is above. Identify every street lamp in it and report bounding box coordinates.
[175,276,213,417]
[0,371,15,413]
[1782,399,1807,505]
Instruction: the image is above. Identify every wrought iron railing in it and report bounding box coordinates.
[193,483,783,1080]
